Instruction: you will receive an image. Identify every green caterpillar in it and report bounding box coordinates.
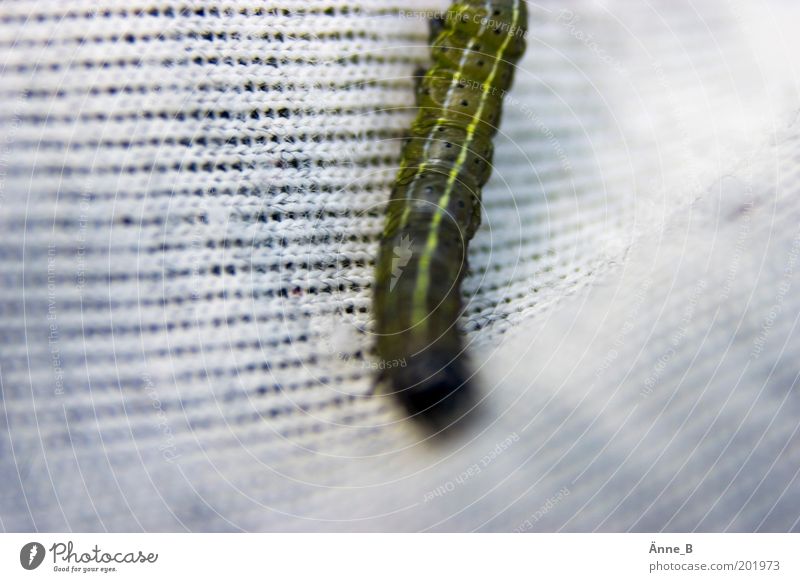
[372,0,528,425]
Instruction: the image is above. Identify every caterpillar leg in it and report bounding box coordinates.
[412,66,427,103]
[428,14,446,45]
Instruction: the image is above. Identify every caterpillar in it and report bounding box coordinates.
[372,0,528,425]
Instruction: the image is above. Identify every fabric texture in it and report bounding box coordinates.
[1,0,799,531]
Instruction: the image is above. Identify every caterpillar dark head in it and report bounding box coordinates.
[383,350,477,430]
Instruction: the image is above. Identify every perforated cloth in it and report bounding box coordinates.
[1,0,799,531]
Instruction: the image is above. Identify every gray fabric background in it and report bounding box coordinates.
[1,0,799,531]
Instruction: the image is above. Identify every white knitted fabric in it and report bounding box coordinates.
[1,0,799,531]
